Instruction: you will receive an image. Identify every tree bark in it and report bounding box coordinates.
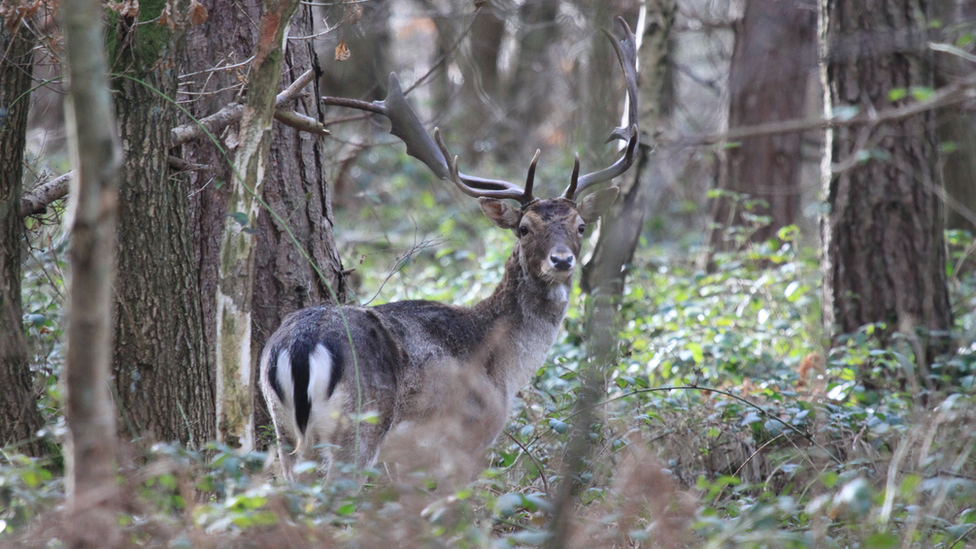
[61,0,123,543]
[111,7,216,446]
[215,0,303,450]
[708,0,816,249]
[0,15,47,456]
[251,5,347,446]
[820,0,952,372]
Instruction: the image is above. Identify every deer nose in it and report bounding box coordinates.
[549,248,576,271]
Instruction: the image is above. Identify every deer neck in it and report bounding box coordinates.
[472,243,571,395]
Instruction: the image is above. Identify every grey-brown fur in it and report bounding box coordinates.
[260,191,618,481]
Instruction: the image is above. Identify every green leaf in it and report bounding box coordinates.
[335,502,356,516]
[226,211,249,227]
[910,86,934,101]
[888,88,907,101]
[548,418,568,434]
[863,532,899,549]
[494,492,523,517]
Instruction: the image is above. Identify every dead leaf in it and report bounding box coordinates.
[156,0,175,31]
[109,0,139,18]
[335,38,350,61]
[189,0,207,25]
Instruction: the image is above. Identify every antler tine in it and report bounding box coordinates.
[563,16,641,200]
[564,153,581,199]
[524,150,540,202]
[323,72,534,205]
[433,129,533,204]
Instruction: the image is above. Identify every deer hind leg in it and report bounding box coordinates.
[265,397,300,482]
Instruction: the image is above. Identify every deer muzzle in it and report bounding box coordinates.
[548,246,576,272]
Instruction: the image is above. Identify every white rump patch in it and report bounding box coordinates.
[307,343,333,405]
[275,348,295,409]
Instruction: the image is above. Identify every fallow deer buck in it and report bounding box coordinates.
[261,18,639,482]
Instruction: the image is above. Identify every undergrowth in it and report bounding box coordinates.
[3,157,976,547]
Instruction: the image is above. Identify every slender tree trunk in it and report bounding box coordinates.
[503,0,559,160]
[111,7,215,446]
[0,15,47,456]
[61,0,123,543]
[820,0,952,375]
[579,0,616,167]
[251,5,347,446]
[555,6,675,545]
[457,3,506,161]
[932,0,976,231]
[582,1,675,298]
[708,0,816,249]
[215,0,303,449]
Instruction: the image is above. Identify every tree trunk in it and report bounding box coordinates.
[932,0,976,232]
[582,1,675,298]
[179,1,345,449]
[502,0,559,160]
[708,0,816,249]
[61,0,123,543]
[0,15,47,456]
[251,5,347,447]
[457,3,506,161]
[215,0,302,450]
[111,8,215,446]
[820,0,952,374]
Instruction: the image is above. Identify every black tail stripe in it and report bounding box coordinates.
[291,336,313,436]
[267,351,284,403]
[327,340,344,398]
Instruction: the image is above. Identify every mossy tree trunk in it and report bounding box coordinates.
[111,2,215,446]
[820,0,952,379]
[555,5,674,545]
[214,0,308,449]
[0,14,47,456]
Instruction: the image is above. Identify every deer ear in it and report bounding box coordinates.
[577,187,619,223]
[479,198,521,230]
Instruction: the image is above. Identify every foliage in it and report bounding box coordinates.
[6,155,976,547]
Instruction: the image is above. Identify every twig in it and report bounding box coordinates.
[679,73,976,148]
[20,173,72,216]
[21,69,324,216]
[503,430,551,497]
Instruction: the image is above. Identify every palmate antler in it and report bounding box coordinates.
[320,16,639,205]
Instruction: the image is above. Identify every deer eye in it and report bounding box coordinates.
[519,225,530,237]
[577,224,586,235]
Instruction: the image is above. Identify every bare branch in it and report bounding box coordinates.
[22,69,323,216]
[21,173,72,216]
[681,73,976,147]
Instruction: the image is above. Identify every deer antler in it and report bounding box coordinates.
[322,74,538,205]
[320,15,639,205]
[563,16,640,200]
